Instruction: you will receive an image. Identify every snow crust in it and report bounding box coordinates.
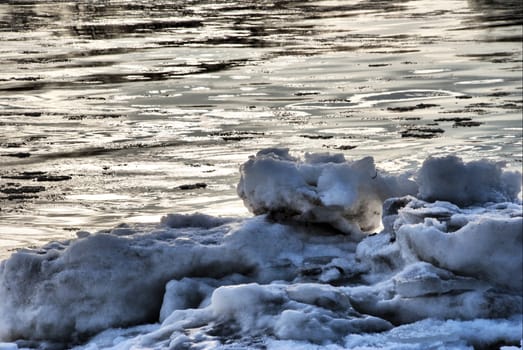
[0,149,521,350]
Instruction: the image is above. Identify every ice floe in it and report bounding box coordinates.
[0,149,521,349]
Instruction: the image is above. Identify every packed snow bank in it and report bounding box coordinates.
[0,225,246,342]
[160,282,392,345]
[0,150,521,349]
[0,216,362,343]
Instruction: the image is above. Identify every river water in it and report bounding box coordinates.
[0,0,521,258]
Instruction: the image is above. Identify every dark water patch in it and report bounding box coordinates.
[400,127,445,139]
[482,35,523,43]
[0,111,42,118]
[457,52,517,63]
[3,194,40,201]
[300,134,334,140]
[75,59,251,85]
[25,135,48,142]
[294,91,321,97]
[1,140,188,166]
[177,183,207,191]
[441,108,488,115]
[4,47,138,66]
[487,91,511,97]
[1,143,24,148]
[387,103,439,112]
[1,152,31,158]
[369,50,420,54]
[296,0,410,17]
[0,82,49,92]
[0,184,46,201]
[0,1,193,34]
[2,171,47,180]
[363,90,455,102]
[210,131,265,142]
[499,103,522,110]
[454,19,523,30]
[434,117,473,123]
[221,136,254,142]
[393,117,421,121]
[10,56,70,65]
[38,175,72,182]
[63,114,124,121]
[1,58,252,91]
[453,121,483,127]
[325,145,358,151]
[457,0,523,33]
[71,19,203,40]
[466,102,496,108]
[54,60,117,70]
[5,76,42,82]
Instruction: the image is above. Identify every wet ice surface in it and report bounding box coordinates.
[0,0,522,256]
[0,151,521,350]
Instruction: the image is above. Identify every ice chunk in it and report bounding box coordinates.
[393,262,486,298]
[159,278,215,322]
[0,227,244,342]
[400,217,522,291]
[0,214,360,344]
[343,316,523,350]
[209,283,392,344]
[351,196,522,326]
[237,148,417,235]
[0,343,17,350]
[417,155,521,205]
[349,267,521,325]
[355,231,403,283]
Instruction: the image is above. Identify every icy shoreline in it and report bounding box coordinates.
[0,149,521,349]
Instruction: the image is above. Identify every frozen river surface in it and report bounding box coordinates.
[0,1,521,255]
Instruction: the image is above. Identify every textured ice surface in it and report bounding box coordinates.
[237,148,417,236]
[0,150,521,349]
[417,155,521,206]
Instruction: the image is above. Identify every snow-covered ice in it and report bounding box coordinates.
[237,148,417,236]
[0,149,521,349]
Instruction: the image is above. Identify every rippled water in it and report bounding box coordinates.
[0,0,522,257]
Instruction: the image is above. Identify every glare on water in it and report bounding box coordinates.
[0,0,521,257]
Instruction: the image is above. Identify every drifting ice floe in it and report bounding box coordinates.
[0,149,521,349]
[237,148,417,236]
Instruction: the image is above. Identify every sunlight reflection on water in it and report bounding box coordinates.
[0,0,521,256]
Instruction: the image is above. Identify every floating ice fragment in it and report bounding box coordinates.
[343,316,522,350]
[237,148,417,236]
[0,343,17,350]
[208,283,392,344]
[397,212,523,291]
[417,155,521,206]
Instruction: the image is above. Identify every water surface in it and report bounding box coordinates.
[0,0,521,257]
